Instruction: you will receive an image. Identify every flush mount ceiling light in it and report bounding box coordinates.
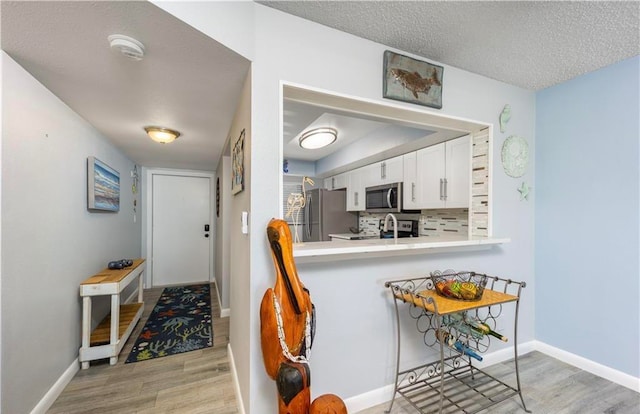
[299,127,337,149]
[144,126,181,144]
[108,34,145,61]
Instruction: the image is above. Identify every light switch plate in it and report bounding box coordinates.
[241,211,249,234]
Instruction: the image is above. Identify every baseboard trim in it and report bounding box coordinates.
[345,342,535,413]
[533,340,640,393]
[344,384,395,413]
[213,279,230,318]
[228,343,246,414]
[30,358,79,414]
[474,340,536,369]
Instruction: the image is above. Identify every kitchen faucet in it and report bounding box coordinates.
[383,213,398,242]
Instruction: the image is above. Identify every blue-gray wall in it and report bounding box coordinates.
[2,52,142,413]
[535,56,639,377]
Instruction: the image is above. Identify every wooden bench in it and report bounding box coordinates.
[79,259,145,369]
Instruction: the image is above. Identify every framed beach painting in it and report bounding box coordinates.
[231,129,245,195]
[87,156,120,212]
[383,50,444,109]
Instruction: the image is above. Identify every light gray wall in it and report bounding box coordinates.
[1,52,142,413]
[215,155,232,312]
[249,5,535,411]
[160,3,536,412]
[535,56,639,377]
[0,48,4,410]
[228,71,252,412]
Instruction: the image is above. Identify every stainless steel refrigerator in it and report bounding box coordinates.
[303,189,357,242]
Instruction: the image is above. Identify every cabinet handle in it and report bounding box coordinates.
[354,191,358,206]
[439,178,444,200]
[443,178,448,201]
[332,177,335,189]
[305,195,312,239]
[411,183,416,202]
[381,162,386,179]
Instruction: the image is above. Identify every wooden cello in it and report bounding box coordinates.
[260,218,347,414]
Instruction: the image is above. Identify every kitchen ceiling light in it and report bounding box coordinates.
[108,34,145,61]
[144,126,181,144]
[299,127,337,149]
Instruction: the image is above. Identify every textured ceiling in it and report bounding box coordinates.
[259,1,640,90]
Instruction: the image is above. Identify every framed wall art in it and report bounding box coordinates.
[231,129,245,195]
[87,156,120,212]
[383,50,444,109]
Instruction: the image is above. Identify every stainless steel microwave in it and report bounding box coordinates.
[365,183,402,213]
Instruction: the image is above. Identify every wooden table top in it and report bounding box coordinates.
[396,288,518,315]
[81,259,145,285]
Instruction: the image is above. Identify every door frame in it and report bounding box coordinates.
[144,168,216,288]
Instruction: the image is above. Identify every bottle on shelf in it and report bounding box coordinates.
[442,315,483,340]
[447,312,508,343]
[473,321,508,342]
[435,329,483,362]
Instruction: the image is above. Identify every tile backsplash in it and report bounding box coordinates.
[471,128,489,237]
[359,209,469,237]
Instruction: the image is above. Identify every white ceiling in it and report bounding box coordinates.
[1,1,250,171]
[2,1,638,171]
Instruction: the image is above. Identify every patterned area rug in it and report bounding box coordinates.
[125,284,213,363]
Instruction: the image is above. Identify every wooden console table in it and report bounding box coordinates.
[79,259,145,369]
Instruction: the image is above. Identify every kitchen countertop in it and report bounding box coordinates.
[293,234,510,263]
[328,233,379,240]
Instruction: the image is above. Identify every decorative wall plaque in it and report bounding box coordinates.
[501,135,529,178]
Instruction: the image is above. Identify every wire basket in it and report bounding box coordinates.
[431,270,488,301]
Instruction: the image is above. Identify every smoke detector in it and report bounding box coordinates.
[108,34,145,61]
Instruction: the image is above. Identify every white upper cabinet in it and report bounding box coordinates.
[324,172,348,190]
[414,135,471,209]
[365,155,404,188]
[416,142,447,208]
[403,151,419,210]
[346,168,365,211]
[444,135,471,208]
[334,136,470,211]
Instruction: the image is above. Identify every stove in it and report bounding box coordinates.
[379,219,419,238]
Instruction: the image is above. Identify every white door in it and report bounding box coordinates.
[152,174,212,286]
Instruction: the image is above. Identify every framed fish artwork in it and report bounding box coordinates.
[383,50,444,109]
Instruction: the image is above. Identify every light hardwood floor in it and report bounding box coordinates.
[49,285,639,413]
[48,283,237,414]
[358,351,640,414]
